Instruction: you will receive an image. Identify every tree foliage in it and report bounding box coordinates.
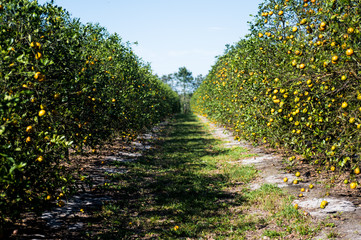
[192,0,361,175]
[0,0,179,225]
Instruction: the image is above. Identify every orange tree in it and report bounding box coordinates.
[0,0,179,226]
[192,0,360,178]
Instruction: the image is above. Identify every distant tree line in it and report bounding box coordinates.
[160,67,205,113]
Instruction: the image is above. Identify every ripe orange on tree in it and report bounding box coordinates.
[346,48,354,56]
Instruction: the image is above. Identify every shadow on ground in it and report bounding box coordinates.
[94,114,247,239]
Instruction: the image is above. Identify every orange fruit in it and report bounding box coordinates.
[58,200,65,207]
[34,72,41,79]
[35,52,42,60]
[283,177,288,182]
[34,72,45,82]
[346,48,354,56]
[26,125,33,133]
[31,42,41,49]
[295,172,301,177]
[347,27,354,34]
[36,156,44,162]
[38,110,46,117]
[350,182,357,189]
[320,200,328,208]
[354,167,360,175]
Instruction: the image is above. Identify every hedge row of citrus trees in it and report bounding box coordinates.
[0,0,179,225]
[192,0,360,177]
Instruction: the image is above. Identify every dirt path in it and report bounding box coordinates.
[7,114,361,239]
[198,115,361,240]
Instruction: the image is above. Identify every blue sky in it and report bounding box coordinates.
[37,0,263,77]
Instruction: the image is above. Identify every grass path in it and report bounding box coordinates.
[91,114,323,239]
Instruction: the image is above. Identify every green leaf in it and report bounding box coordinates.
[0,126,5,135]
[16,54,25,62]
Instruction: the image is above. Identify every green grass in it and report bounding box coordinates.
[87,113,321,239]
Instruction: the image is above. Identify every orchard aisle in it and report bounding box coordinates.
[76,113,324,239]
[11,114,337,239]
